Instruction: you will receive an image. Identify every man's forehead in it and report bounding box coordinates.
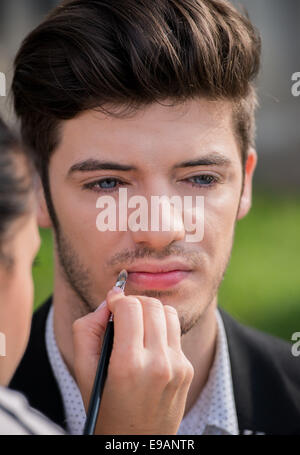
[64,98,233,129]
[54,98,240,168]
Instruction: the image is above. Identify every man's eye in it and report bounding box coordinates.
[186,174,218,187]
[83,178,125,193]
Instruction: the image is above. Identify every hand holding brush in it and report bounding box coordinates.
[72,271,194,435]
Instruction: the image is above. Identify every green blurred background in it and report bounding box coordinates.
[32,187,300,342]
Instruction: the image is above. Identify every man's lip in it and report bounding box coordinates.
[127,270,191,289]
[126,261,192,274]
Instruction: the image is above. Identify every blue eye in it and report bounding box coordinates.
[98,178,118,189]
[83,178,125,193]
[187,175,218,187]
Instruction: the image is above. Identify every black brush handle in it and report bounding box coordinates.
[83,318,114,435]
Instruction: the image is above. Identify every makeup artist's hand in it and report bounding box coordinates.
[72,287,194,435]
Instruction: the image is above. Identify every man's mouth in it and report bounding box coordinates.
[126,261,192,289]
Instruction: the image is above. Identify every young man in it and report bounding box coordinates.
[9,0,300,435]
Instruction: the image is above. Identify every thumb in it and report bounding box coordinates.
[72,300,111,408]
[73,284,124,361]
[73,300,111,359]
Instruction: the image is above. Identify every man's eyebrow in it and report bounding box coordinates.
[174,152,232,168]
[68,152,232,177]
[68,159,137,176]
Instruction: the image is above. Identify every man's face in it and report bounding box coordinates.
[42,98,256,334]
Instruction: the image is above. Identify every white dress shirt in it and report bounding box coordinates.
[45,304,239,435]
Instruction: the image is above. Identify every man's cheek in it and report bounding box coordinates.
[51,184,94,226]
[203,205,231,237]
[202,205,235,258]
[85,232,119,271]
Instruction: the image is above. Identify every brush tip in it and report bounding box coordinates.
[118,269,128,280]
[115,269,128,291]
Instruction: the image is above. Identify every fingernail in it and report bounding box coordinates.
[108,286,123,297]
[95,300,107,311]
[112,286,124,293]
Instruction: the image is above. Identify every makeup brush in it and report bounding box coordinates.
[83,269,128,435]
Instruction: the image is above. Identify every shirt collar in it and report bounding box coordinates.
[45,303,238,435]
[45,305,86,434]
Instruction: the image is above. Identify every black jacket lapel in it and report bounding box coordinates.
[219,306,300,435]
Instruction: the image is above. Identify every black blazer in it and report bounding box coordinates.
[9,296,300,434]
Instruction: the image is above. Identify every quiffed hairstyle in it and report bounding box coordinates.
[12,0,261,184]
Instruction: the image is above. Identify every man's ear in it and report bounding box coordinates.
[35,176,53,228]
[236,147,257,220]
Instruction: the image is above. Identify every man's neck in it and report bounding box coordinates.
[52,264,81,378]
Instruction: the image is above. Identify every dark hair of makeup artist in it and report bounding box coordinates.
[11,0,261,231]
[0,117,34,269]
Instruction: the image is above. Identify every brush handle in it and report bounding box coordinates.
[83,317,114,435]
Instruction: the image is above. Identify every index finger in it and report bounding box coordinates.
[106,292,144,354]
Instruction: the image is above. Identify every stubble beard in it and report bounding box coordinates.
[55,229,96,318]
[54,225,235,335]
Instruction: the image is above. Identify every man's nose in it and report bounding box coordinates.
[129,195,186,250]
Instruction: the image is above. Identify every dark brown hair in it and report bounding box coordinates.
[11,0,261,224]
[0,118,34,269]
